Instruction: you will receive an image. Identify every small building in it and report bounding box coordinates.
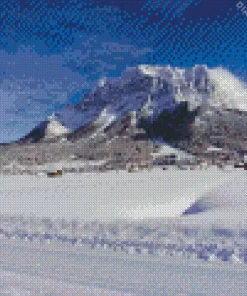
[47,169,62,177]
[46,163,63,177]
[126,157,152,172]
[152,143,195,166]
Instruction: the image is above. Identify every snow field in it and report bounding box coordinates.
[0,168,237,221]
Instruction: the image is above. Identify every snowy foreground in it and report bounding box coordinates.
[0,168,247,295]
[0,167,239,220]
[0,238,246,296]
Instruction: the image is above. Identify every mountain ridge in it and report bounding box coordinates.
[7,64,247,155]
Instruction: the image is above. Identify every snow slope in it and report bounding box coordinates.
[182,169,247,226]
[0,168,238,222]
[0,169,247,295]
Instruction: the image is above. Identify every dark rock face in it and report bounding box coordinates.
[142,101,247,155]
[144,102,198,142]
[17,120,49,143]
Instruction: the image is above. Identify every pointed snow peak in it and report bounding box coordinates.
[47,112,57,123]
[138,64,167,77]
[94,107,116,126]
[45,112,70,139]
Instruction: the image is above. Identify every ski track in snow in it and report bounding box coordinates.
[0,239,246,296]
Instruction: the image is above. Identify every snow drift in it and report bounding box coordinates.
[182,169,247,226]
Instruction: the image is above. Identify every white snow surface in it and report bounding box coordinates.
[0,268,135,296]
[181,169,247,226]
[0,239,246,296]
[0,168,244,222]
[0,168,247,295]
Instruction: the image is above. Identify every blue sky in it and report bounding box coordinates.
[0,0,246,142]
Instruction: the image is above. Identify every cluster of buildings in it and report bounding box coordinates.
[0,143,243,176]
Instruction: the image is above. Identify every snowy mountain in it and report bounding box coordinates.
[16,64,247,148]
[57,64,247,127]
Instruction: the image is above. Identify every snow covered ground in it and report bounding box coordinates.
[0,238,246,296]
[180,169,247,227]
[0,269,134,296]
[0,167,238,221]
[0,167,247,295]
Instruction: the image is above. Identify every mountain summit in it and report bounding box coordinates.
[56,64,247,130]
[18,112,70,143]
[16,65,247,149]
